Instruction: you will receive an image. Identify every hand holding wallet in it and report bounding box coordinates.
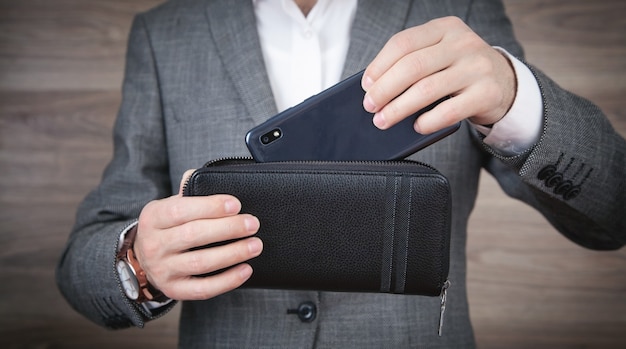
[182,158,451,297]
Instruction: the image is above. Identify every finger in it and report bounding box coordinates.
[164,263,254,301]
[166,213,260,253]
[363,43,454,115]
[168,236,263,278]
[413,87,491,134]
[136,216,260,291]
[412,61,515,134]
[411,99,463,135]
[145,194,242,229]
[362,22,443,91]
[371,64,471,130]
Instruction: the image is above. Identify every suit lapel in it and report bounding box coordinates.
[205,0,277,125]
[341,0,412,78]
[205,0,413,123]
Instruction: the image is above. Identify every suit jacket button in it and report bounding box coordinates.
[288,301,317,323]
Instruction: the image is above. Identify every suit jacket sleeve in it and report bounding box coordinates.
[467,0,626,249]
[56,14,176,329]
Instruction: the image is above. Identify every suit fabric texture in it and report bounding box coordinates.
[56,0,626,348]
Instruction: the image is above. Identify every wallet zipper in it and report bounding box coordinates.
[438,279,451,336]
[180,157,255,194]
[203,156,256,167]
[187,157,442,194]
[202,156,441,172]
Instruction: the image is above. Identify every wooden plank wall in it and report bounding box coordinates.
[1,0,624,348]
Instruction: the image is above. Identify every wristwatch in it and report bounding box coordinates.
[116,225,167,303]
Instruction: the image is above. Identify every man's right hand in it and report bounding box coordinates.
[132,170,263,301]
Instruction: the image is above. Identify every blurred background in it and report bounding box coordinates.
[1,0,624,348]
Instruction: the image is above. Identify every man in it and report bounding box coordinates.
[57,0,625,347]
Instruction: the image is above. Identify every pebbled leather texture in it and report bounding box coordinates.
[183,159,451,297]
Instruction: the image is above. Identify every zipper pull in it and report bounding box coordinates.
[438,280,450,337]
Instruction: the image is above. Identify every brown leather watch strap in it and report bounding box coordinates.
[116,224,138,260]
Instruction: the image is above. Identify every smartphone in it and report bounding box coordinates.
[245,70,460,162]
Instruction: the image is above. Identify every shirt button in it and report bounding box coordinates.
[287,301,317,323]
[303,28,314,39]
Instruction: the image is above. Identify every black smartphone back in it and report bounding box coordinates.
[245,70,460,162]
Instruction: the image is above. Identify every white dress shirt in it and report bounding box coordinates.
[254,0,357,111]
[253,0,543,156]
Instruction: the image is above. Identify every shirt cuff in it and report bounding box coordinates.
[472,47,543,156]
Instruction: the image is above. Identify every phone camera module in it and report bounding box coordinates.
[260,128,282,145]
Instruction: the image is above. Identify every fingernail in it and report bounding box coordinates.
[224,199,239,214]
[245,216,260,233]
[247,238,263,254]
[239,264,253,279]
[362,75,374,90]
[363,95,377,113]
[373,112,386,129]
[414,120,423,134]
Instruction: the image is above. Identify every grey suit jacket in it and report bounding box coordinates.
[57,0,626,347]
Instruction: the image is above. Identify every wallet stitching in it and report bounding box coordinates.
[380,176,399,293]
[402,179,413,292]
[393,175,411,294]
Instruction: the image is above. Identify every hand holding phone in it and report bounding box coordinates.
[246,70,460,162]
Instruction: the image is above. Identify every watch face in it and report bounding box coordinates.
[116,260,140,300]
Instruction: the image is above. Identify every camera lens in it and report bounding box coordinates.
[260,128,281,145]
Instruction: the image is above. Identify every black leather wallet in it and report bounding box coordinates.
[183,158,451,297]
